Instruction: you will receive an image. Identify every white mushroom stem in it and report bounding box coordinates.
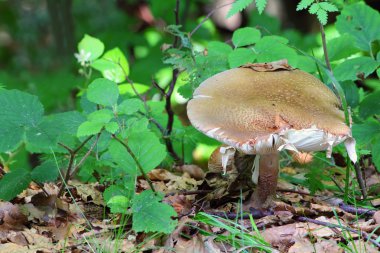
[251,153,279,209]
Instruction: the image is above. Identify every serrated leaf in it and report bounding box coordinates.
[333,56,380,81]
[227,0,254,18]
[87,109,114,124]
[108,130,167,175]
[118,98,144,115]
[107,196,129,214]
[208,41,233,56]
[78,34,104,61]
[319,2,338,12]
[105,122,119,134]
[308,3,319,14]
[316,8,328,25]
[359,90,380,119]
[0,90,44,153]
[91,47,129,83]
[0,169,32,201]
[87,78,119,107]
[296,0,314,11]
[228,48,256,68]
[232,27,261,47]
[118,83,150,96]
[31,160,58,183]
[77,121,104,137]
[352,119,380,146]
[327,34,361,61]
[255,36,298,65]
[255,0,267,14]
[132,190,177,233]
[336,3,380,52]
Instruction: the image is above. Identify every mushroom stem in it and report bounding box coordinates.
[251,153,279,209]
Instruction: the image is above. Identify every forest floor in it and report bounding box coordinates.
[1,164,380,253]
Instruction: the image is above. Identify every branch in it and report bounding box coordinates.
[112,134,156,193]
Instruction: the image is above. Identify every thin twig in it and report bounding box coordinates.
[58,135,94,197]
[70,133,101,178]
[112,134,156,193]
[189,1,234,38]
[296,216,380,249]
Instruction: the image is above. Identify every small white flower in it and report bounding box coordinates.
[74,49,91,66]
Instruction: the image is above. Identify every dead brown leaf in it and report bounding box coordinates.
[0,202,27,231]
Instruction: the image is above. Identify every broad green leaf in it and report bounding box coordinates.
[341,81,359,108]
[228,48,256,68]
[77,121,104,137]
[255,36,298,65]
[0,169,32,201]
[359,90,380,119]
[108,130,166,175]
[107,196,129,214]
[333,57,380,81]
[0,90,44,153]
[118,98,144,115]
[87,109,114,124]
[352,119,380,146]
[336,3,380,52]
[91,47,129,83]
[226,0,254,18]
[78,34,104,61]
[105,122,119,134]
[103,185,130,204]
[132,190,177,233]
[327,34,361,62]
[372,136,380,172]
[232,27,261,47]
[118,83,150,96]
[207,41,233,56]
[31,160,58,183]
[87,78,119,107]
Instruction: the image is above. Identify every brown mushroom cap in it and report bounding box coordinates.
[187,66,352,155]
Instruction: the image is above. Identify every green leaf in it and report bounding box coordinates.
[255,36,298,65]
[103,185,130,204]
[316,8,328,25]
[336,3,380,52]
[107,195,129,214]
[333,57,380,81]
[255,0,267,14]
[228,48,256,68]
[119,83,150,96]
[319,2,338,12]
[372,136,380,172]
[78,34,104,61]
[0,90,44,153]
[0,169,32,201]
[87,78,119,107]
[327,34,361,61]
[359,90,380,119]
[208,41,233,56]
[77,121,104,137]
[232,27,261,47]
[31,160,58,183]
[105,122,119,134]
[132,190,177,233]
[227,0,254,18]
[87,109,114,124]
[308,3,319,14]
[108,130,167,175]
[296,0,314,11]
[91,47,129,83]
[352,119,380,146]
[118,98,144,115]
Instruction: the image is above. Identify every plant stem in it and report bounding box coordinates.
[112,135,156,193]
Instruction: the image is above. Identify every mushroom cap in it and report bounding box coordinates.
[187,65,353,156]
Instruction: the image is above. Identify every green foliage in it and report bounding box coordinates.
[227,0,267,18]
[132,190,177,233]
[31,160,58,183]
[297,0,338,25]
[78,34,105,61]
[87,78,119,107]
[232,27,261,48]
[0,169,32,201]
[334,57,380,81]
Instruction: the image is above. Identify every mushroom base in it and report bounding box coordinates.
[250,153,279,209]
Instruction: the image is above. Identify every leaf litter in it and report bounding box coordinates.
[0,161,379,252]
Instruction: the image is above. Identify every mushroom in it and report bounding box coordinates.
[187,60,357,209]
